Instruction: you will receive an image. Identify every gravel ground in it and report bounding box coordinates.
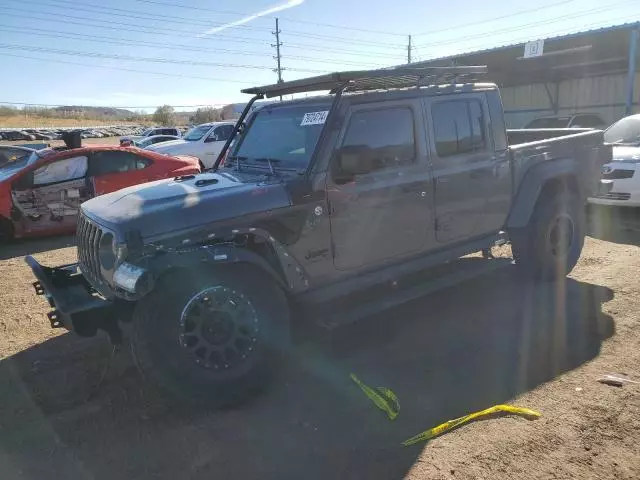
[0,207,639,480]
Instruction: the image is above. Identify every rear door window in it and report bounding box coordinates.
[431,99,487,157]
[89,151,150,176]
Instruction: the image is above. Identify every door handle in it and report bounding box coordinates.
[436,177,450,184]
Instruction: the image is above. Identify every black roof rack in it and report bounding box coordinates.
[241,66,488,98]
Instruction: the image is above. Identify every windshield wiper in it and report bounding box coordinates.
[254,157,282,176]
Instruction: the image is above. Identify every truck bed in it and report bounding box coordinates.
[507,128,611,199]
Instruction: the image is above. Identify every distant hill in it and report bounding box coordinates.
[51,106,136,119]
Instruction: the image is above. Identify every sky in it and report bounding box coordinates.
[0,0,639,112]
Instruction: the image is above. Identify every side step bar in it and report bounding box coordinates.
[313,257,513,330]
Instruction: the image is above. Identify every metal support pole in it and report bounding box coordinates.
[407,35,412,64]
[213,94,263,171]
[625,28,638,115]
[543,83,556,113]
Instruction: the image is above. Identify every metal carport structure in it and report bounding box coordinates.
[405,22,640,127]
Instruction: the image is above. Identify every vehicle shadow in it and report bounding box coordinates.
[0,235,76,261]
[0,266,614,480]
[587,205,640,246]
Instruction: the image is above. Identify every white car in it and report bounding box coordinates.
[145,122,235,169]
[120,127,181,146]
[589,114,640,207]
[133,134,181,149]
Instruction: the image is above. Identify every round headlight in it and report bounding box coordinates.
[99,232,116,270]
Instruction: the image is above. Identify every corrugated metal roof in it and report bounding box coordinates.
[410,21,640,65]
[407,22,640,87]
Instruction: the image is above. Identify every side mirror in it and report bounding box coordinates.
[205,135,219,143]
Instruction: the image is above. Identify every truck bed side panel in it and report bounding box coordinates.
[506,130,611,228]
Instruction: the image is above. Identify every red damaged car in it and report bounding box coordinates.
[0,144,200,241]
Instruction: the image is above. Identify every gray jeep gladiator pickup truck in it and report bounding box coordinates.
[26,67,611,406]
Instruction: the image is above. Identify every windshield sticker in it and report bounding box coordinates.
[301,111,329,126]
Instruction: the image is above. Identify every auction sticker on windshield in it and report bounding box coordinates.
[301,111,329,126]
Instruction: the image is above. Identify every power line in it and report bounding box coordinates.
[0,43,332,73]
[413,0,635,49]
[126,0,408,36]
[19,0,407,49]
[414,0,578,36]
[3,3,405,51]
[0,10,268,47]
[1,11,404,60]
[12,0,272,33]
[0,26,386,68]
[0,52,257,84]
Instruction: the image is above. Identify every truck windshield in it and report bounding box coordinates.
[604,115,640,145]
[183,125,212,141]
[231,104,329,170]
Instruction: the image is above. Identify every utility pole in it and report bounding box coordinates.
[271,17,284,100]
[272,18,283,84]
[407,35,412,64]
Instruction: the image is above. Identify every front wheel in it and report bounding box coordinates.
[510,192,585,281]
[130,266,290,408]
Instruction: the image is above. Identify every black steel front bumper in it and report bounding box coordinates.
[25,255,119,339]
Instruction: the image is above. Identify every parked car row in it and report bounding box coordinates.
[0,125,189,142]
[120,126,183,146]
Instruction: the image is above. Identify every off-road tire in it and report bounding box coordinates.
[511,191,585,281]
[130,265,290,408]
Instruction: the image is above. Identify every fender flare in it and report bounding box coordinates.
[147,244,288,291]
[506,158,579,229]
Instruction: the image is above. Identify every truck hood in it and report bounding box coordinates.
[81,171,291,239]
[146,139,190,152]
[612,145,640,163]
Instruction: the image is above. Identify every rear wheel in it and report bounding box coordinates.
[510,191,585,281]
[130,266,290,408]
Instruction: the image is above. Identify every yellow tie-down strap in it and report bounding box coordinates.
[350,373,400,420]
[403,404,541,446]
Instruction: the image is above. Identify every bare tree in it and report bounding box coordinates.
[191,106,222,124]
[153,105,176,126]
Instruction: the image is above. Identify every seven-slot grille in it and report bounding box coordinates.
[77,213,104,286]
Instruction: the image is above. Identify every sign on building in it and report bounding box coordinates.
[523,39,545,58]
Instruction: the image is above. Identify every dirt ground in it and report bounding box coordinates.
[1,207,639,480]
